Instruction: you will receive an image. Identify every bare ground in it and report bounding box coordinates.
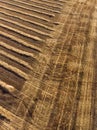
[0,0,97,130]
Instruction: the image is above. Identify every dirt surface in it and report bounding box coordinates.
[0,0,97,130]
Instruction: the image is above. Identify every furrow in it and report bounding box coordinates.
[26,0,63,9]
[0,2,55,20]
[0,12,52,34]
[0,41,36,59]
[0,20,45,41]
[0,60,28,80]
[10,0,61,13]
[15,0,62,11]
[0,27,42,52]
[0,17,51,38]
[0,80,15,92]
[0,8,54,31]
[36,0,63,6]
[0,0,57,17]
[0,50,32,70]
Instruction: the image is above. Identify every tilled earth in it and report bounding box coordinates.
[0,0,97,130]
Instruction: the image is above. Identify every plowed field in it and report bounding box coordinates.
[0,0,97,130]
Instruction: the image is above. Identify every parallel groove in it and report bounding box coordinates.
[15,0,62,11]
[0,20,45,41]
[0,12,52,34]
[0,54,29,73]
[0,50,32,70]
[11,0,61,13]
[0,0,96,130]
[0,0,57,17]
[0,27,42,52]
[0,7,54,30]
[0,41,36,59]
[0,2,55,21]
[0,0,62,101]
[26,0,63,8]
[0,19,51,40]
[0,61,28,80]
[0,11,54,31]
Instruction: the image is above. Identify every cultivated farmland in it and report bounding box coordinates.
[0,0,97,130]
